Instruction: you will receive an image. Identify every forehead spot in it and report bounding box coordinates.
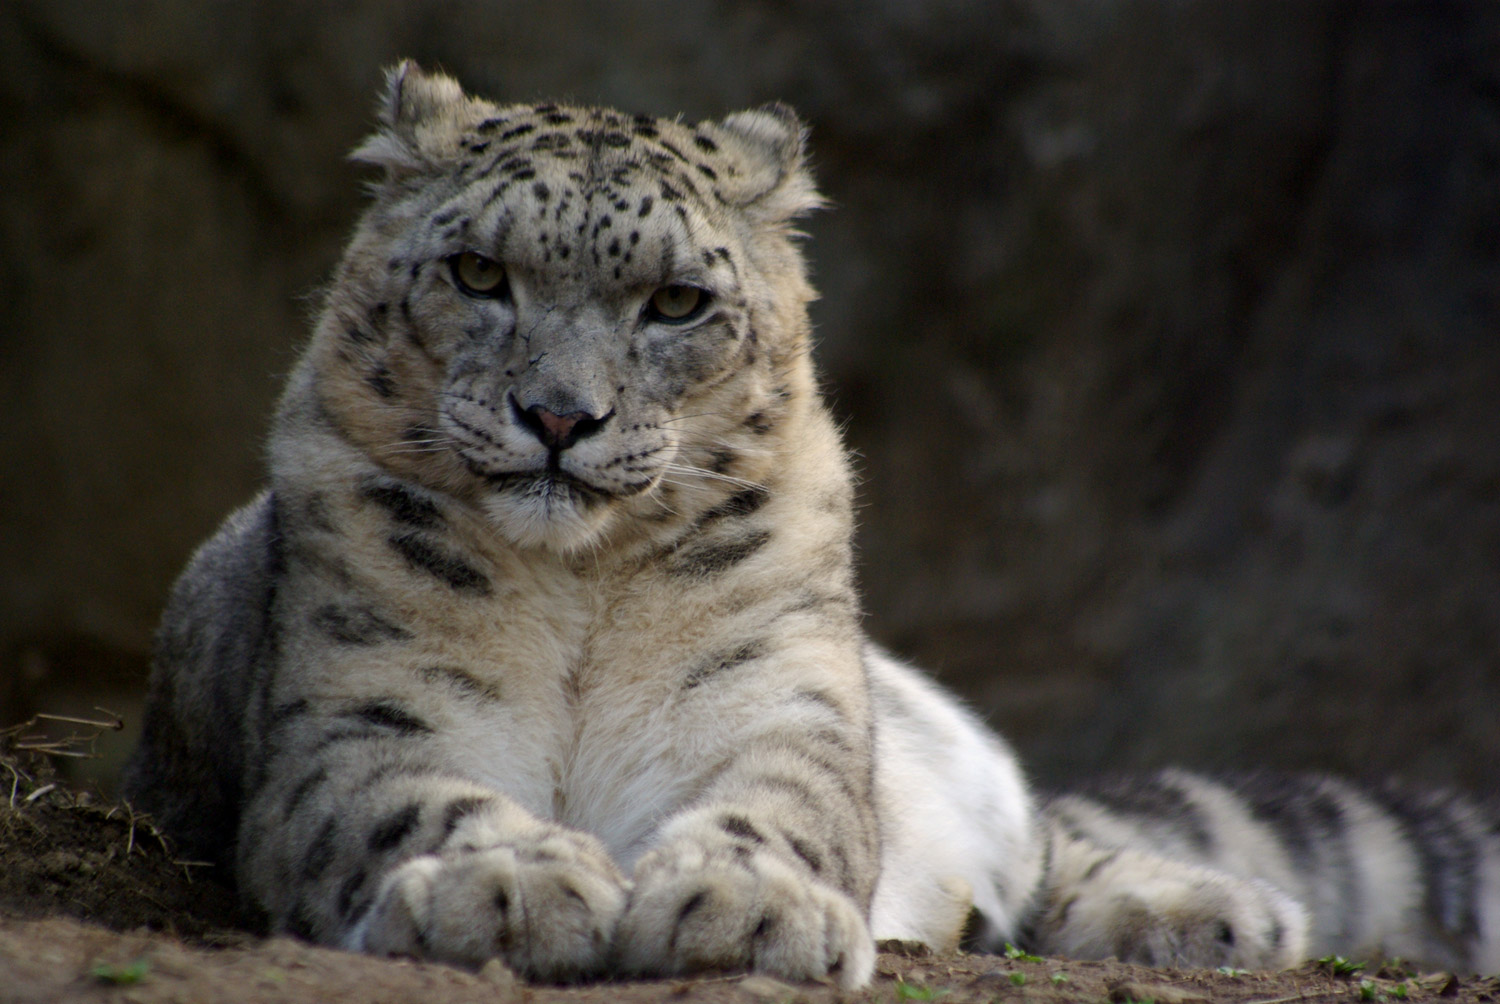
[657,139,689,163]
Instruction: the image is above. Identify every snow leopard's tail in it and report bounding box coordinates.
[1042,769,1500,974]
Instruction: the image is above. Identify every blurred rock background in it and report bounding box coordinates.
[2,1,1497,795]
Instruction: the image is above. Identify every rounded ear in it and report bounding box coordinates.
[707,103,826,224]
[349,60,471,177]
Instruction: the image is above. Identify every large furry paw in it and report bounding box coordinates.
[615,839,875,989]
[350,828,629,981]
[1033,840,1308,970]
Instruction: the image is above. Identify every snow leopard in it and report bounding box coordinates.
[123,62,1500,986]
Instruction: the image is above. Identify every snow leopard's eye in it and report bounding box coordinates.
[449,252,509,299]
[646,285,709,324]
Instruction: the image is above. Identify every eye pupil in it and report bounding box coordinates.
[650,285,704,322]
[451,252,507,297]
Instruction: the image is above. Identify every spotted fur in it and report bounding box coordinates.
[124,63,1499,985]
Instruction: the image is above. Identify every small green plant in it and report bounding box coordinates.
[895,981,947,1002]
[1216,965,1249,976]
[1009,971,1027,986]
[1391,982,1409,999]
[1317,954,1367,976]
[91,959,150,985]
[1049,972,1068,985]
[1359,978,1380,1000]
[1003,942,1042,963]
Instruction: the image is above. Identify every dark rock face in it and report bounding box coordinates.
[3,2,1497,791]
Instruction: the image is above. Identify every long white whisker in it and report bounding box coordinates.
[658,412,737,426]
[658,463,767,492]
[670,438,779,459]
[376,442,452,457]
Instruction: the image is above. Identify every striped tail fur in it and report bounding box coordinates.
[1033,769,1499,973]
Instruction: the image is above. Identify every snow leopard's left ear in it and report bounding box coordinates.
[350,60,476,178]
[705,103,826,225]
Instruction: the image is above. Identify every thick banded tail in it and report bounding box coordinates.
[1042,769,1500,974]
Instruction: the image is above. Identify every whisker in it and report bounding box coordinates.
[658,463,768,492]
[670,438,779,459]
[376,442,451,457]
[382,437,450,448]
[658,412,738,426]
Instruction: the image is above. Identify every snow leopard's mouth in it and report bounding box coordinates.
[480,468,609,506]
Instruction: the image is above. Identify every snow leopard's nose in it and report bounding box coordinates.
[511,395,611,451]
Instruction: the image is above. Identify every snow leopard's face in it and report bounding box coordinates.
[307,67,821,550]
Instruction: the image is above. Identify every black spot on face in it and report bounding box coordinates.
[693,134,718,153]
[744,412,774,435]
[366,364,396,399]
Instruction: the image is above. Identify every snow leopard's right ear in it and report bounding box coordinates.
[350,60,474,177]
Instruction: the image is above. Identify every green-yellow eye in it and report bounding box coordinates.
[450,252,508,298]
[648,285,707,323]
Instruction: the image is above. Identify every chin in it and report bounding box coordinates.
[482,477,615,552]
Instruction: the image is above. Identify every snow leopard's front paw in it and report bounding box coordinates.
[1033,840,1308,970]
[351,827,629,981]
[615,839,875,989]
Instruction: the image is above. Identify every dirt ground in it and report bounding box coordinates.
[2,728,1496,1004]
